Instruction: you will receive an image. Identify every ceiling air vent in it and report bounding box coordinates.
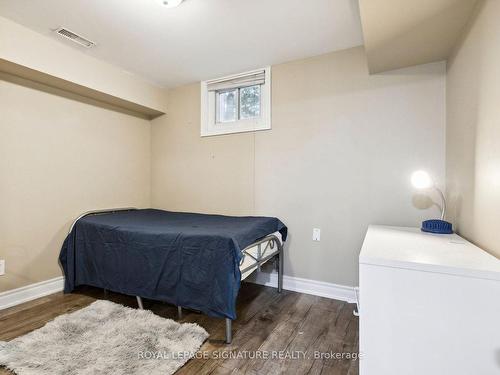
[54,27,96,48]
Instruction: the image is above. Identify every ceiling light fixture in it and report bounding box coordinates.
[158,0,184,8]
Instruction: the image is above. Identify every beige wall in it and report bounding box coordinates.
[152,47,446,286]
[0,45,448,293]
[0,74,151,292]
[359,0,478,73]
[446,0,500,259]
[151,85,255,215]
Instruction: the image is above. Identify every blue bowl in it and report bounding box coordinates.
[421,219,453,234]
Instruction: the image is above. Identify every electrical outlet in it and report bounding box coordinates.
[0,260,5,276]
[312,228,321,241]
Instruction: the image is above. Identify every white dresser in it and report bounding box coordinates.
[359,225,500,375]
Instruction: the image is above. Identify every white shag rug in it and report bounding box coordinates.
[0,300,208,375]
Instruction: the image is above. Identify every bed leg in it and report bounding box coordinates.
[278,248,283,293]
[257,244,262,271]
[177,306,183,320]
[136,296,144,310]
[225,318,232,344]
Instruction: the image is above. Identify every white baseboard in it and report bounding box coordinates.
[0,273,356,311]
[0,276,64,311]
[247,271,357,303]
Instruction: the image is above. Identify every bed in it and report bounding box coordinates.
[59,208,287,344]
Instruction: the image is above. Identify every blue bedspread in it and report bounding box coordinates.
[59,209,287,319]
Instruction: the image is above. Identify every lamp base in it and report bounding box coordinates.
[421,219,453,234]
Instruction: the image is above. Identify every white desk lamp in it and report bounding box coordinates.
[411,170,452,234]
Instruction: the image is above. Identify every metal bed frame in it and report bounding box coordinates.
[69,207,283,344]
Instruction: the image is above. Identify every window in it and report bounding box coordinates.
[201,67,271,136]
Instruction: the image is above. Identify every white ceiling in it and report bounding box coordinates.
[0,0,363,88]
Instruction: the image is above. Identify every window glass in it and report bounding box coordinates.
[218,90,237,123]
[201,67,270,136]
[240,85,261,119]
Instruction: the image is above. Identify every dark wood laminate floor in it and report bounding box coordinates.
[0,283,359,375]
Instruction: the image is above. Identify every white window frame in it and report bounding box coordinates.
[201,67,271,137]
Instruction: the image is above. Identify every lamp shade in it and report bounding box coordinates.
[411,170,433,189]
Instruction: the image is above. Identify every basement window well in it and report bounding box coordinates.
[201,67,271,136]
